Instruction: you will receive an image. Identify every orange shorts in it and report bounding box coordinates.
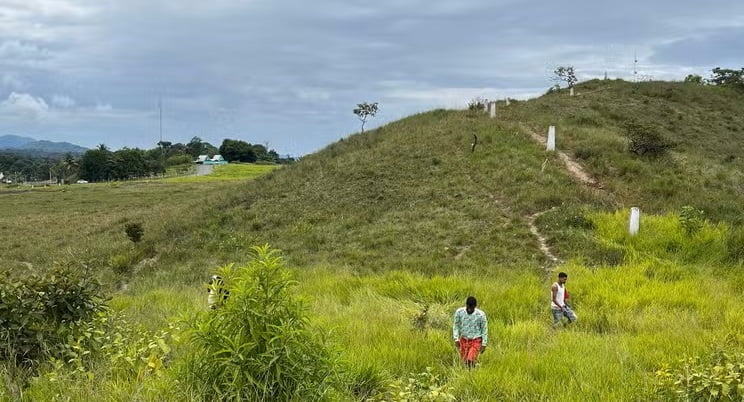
[458,337,482,363]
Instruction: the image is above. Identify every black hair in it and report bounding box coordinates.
[558,272,568,278]
[466,296,477,307]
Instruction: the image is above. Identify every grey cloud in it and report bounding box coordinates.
[0,92,49,118]
[650,26,744,68]
[0,0,743,154]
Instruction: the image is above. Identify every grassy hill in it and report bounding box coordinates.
[509,79,744,222]
[3,80,744,401]
[155,79,743,273]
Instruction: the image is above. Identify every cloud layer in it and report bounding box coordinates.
[0,0,742,154]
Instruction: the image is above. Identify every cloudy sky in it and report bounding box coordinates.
[1,0,743,155]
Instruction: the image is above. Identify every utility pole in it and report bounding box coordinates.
[159,96,165,175]
[159,96,163,145]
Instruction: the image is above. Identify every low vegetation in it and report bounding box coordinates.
[2,78,744,400]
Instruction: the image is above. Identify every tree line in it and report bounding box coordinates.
[1,137,293,184]
[685,67,744,90]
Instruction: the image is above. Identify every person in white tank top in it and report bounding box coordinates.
[551,272,577,326]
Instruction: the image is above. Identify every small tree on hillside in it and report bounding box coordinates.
[553,66,578,89]
[710,67,744,90]
[684,74,706,85]
[623,120,670,157]
[353,102,378,133]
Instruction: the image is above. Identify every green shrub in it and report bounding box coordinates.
[467,97,488,111]
[655,349,744,400]
[374,367,455,401]
[182,245,338,401]
[166,154,193,166]
[623,120,671,156]
[0,266,106,367]
[124,222,144,244]
[679,206,705,236]
[51,312,177,379]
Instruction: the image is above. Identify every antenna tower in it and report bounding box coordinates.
[633,50,638,82]
[159,96,163,144]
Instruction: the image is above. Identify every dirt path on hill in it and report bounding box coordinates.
[519,123,597,187]
[527,208,561,271]
[464,169,560,269]
[465,121,609,269]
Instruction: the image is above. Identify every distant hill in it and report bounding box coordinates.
[0,135,35,149]
[0,135,88,154]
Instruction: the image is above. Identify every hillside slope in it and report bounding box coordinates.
[506,79,744,222]
[170,110,604,276]
[162,80,743,274]
[7,80,744,401]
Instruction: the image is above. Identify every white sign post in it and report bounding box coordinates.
[546,126,556,151]
[570,87,575,96]
[629,207,641,236]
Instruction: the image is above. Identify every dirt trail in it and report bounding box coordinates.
[527,208,560,271]
[520,123,597,187]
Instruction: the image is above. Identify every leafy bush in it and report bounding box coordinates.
[374,367,455,401]
[52,313,177,379]
[623,120,671,156]
[0,266,106,367]
[467,97,488,111]
[684,74,706,84]
[165,154,192,166]
[124,222,144,244]
[655,350,744,400]
[182,245,338,401]
[679,206,705,236]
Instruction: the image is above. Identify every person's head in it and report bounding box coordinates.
[558,272,568,284]
[465,296,477,314]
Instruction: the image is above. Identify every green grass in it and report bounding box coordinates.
[3,80,744,401]
[163,163,280,183]
[504,80,744,224]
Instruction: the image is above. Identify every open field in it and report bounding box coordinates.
[3,81,744,401]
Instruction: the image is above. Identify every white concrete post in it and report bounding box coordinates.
[489,102,496,118]
[546,125,556,151]
[629,207,640,236]
[569,87,575,96]
[483,103,488,112]
[505,98,511,106]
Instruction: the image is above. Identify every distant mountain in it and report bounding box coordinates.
[0,135,34,149]
[0,135,88,154]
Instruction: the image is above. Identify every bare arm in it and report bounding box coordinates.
[453,310,461,347]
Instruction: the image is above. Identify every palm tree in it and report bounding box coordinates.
[61,153,80,183]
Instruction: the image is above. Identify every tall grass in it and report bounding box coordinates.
[4,80,744,400]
